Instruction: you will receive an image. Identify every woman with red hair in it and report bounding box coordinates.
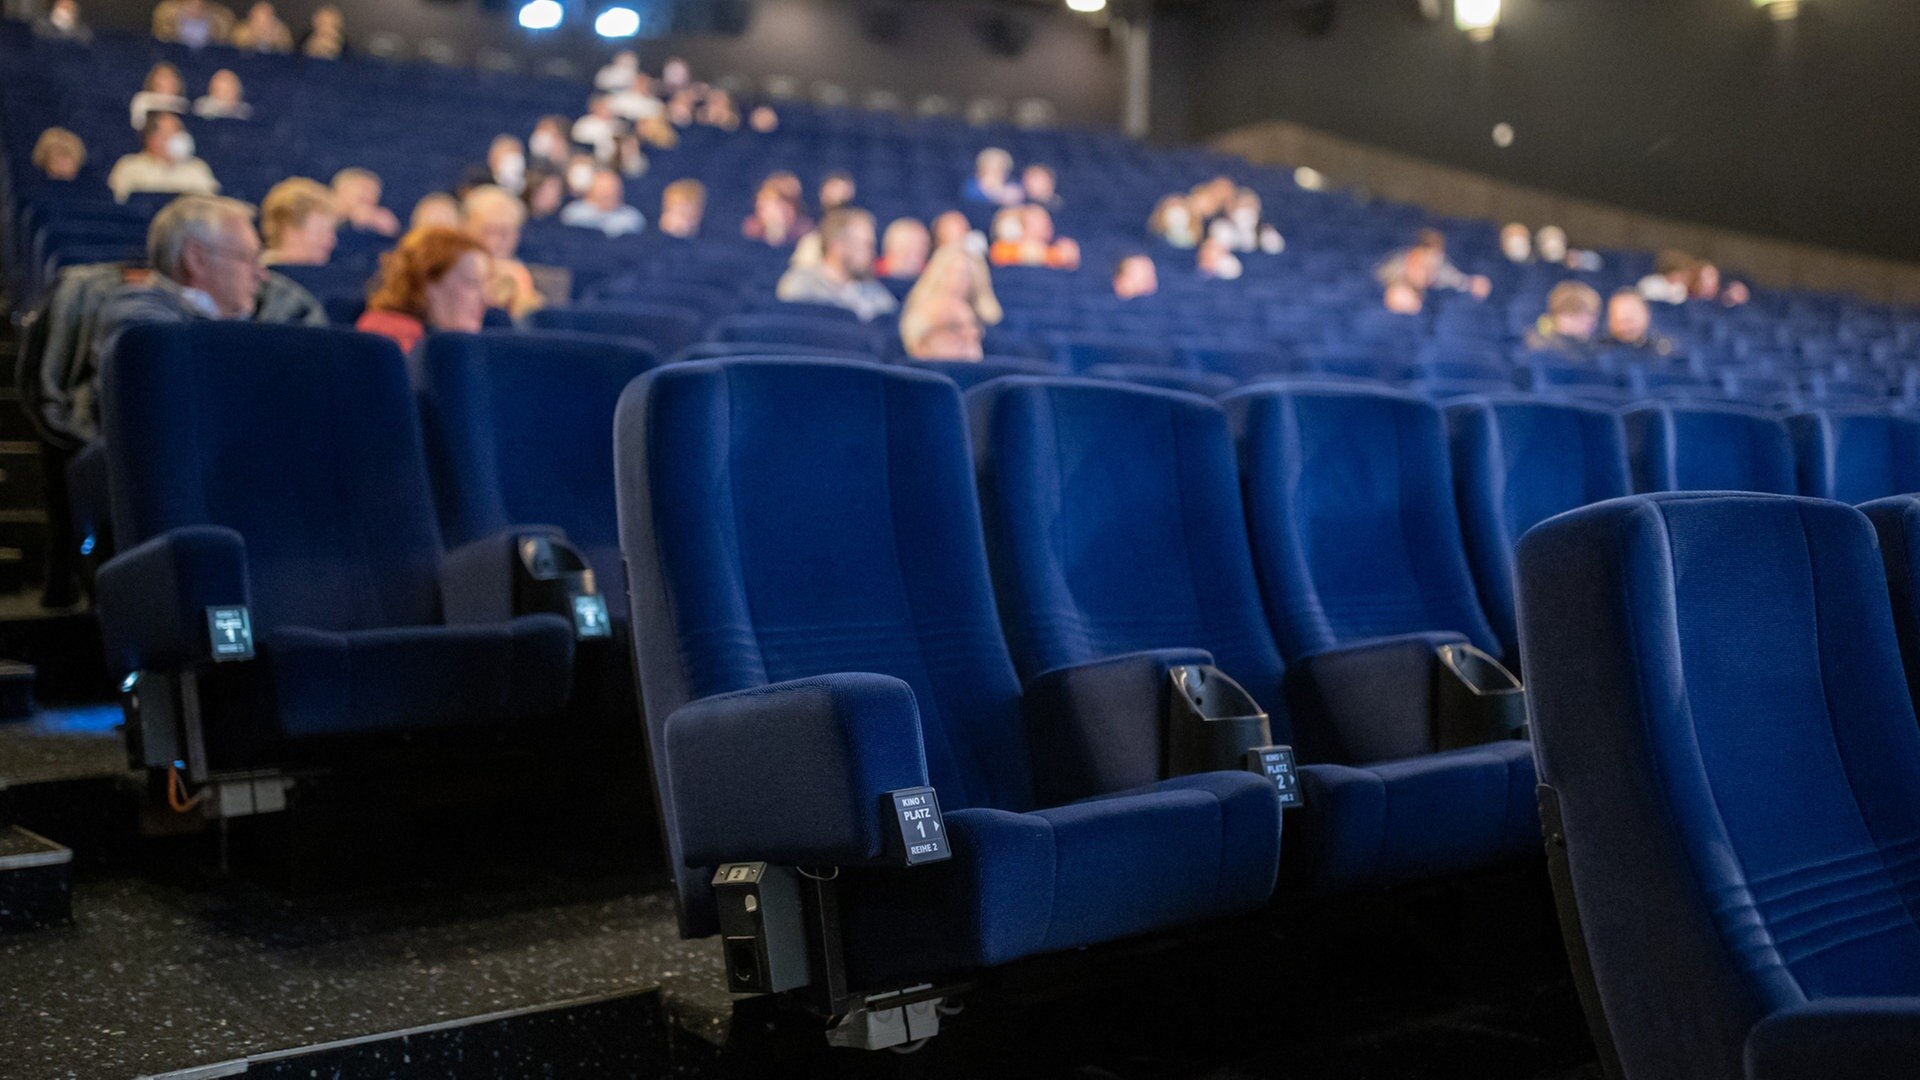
[355,227,490,354]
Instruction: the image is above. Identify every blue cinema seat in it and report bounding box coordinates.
[526,304,700,358]
[93,323,575,767]
[971,377,1535,891]
[414,331,658,606]
[1788,410,1920,503]
[1622,403,1798,494]
[895,356,1065,390]
[1518,492,1920,1080]
[1445,396,1633,660]
[706,313,886,355]
[1860,494,1920,707]
[613,358,1281,983]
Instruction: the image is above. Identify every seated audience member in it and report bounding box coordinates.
[464,135,528,197]
[131,63,189,130]
[1605,288,1675,356]
[33,0,92,44]
[900,292,984,361]
[775,208,898,323]
[932,209,986,256]
[636,114,679,150]
[698,90,741,131]
[152,0,233,47]
[574,98,621,161]
[1691,260,1750,307]
[109,114,219,204]
[560,169,645,238]
[963,148,1024,206]
[463,185,543,317]
[356,227,491,353]
[1113,253,1158,300]
[875,218,930,280]
[1536,225,1603,272]
[1377,228,1491,299]
[1149,194,1201,249]
[193,70,252,120]
[1217,188,1283,254]
[1188,176,1237,222]
[608,72,663,123]
[302,4,344,58]
[1638,249,1694,304]
[614,133,648,178]
[748,105,779,133]
[665,88,698,128]
[657,179,706,239]
[595,50,640,93]
[230,1,292,51]
[332,168,400,236]
[1383,278,1425,315]
[1021,164,1061,210]
[660,56,693,92]
[32,129,87,182]
[1526,281,1603,356]
[410,193,461,232]
[260,178,339,266]
[563,153,598,197]
[1500,222,1534,263]
[92,195,324,407]
[911,243,1002,329]
[1197,235,1243,281]
[523,170,565,221]
[819,171,857,213]
[529,116,572,170]
[742,184,806,247]
[989,205,1078,270]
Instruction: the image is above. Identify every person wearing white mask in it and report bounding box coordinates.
[572,96,622,162]
[462,135,527,197]
[563,153,598,198]
[595,49,640,92]
[607,72,663,123]
[108,113,219,203]
[660,56,692,93]
[1197,235,1244,281]
[1536,225,1604,272]
[1151,194,1200,249]
[1500,222,1534,264]
[1218,188,1283,254]
[528,116,570,169]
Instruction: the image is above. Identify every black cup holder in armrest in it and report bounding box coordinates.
[1434,644,1527,750]
[1167,665,1274,776]
[515,535,611,640]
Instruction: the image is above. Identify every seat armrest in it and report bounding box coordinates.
[439,526,568,625]
[1283,631,1468,765]
[1022,648,1215,805]
[666,672,931,869]
[95,526,250,676]
[1746,999,1920,1080]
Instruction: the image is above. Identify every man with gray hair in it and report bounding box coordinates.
[775,207,898,323]
[83,194,323,436]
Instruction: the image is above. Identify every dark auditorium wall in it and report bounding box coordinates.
[1171,0,1920,263]
[67,0,1124,127]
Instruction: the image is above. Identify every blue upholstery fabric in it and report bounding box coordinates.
[415,331,657,603]
[1788,411,1920,503]
[1224,384,1503,660]
[1745,1000,1920,1080]
[898,356,1065,391]
[526,304,696,357]
[841,771,1280,984]
[1517,493,1920,1080]
[1859,495,1920,708]
[971,377,1533,891]
[665,673,932,868]
[615,358,1278,950]
[707,313,884,354]
[1445,396,1632,659]
[96,322,575,743]
[968,378,1289,712]
[1289,740,1538,893]
[95,526,249,672]
[261,616,574,738]
[1083,363,1239,397]
[104,324,446,633]
[1622,403,1797,494]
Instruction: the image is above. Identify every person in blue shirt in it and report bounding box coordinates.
[559,169,646,238]
[962,147,1023,205]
